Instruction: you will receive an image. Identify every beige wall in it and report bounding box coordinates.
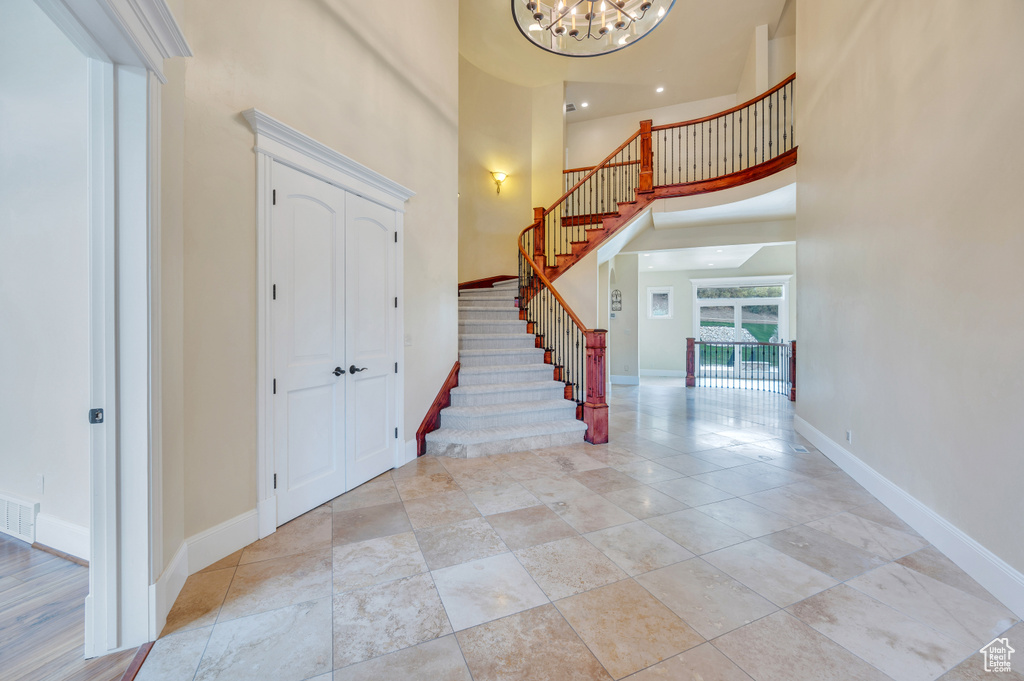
[531,82,566,210]
[797,0,1024,571]
[165,0,458,543]
[0,0,91,531]
[458,58,533,281]
[566,93,737,169]
[607,254,639,381]
[638,244,796,373]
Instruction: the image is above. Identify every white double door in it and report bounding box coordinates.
[272,162,397,525]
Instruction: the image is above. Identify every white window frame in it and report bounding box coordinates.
[647,286,674,319]
[690,275,792,344]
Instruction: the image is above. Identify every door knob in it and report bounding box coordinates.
[333,367,344,377]
[349,365,368,374]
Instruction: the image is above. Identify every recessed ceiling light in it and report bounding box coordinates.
[708,263,714,266]
[648,265,653,269]
[716,249,723,252]
[581,102,589,108]
[656,87,664,93]
[643,253,650,257]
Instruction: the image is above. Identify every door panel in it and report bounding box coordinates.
[345,194,396,489]
[273,162,347,524]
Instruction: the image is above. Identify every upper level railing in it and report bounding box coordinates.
[544,74,797,271]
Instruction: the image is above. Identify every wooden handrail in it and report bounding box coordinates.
[563,159,641,175]
[651,73,796,131]
[517,224,589,332]
[543,130,641,219]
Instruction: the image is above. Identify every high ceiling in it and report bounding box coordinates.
[460,0,790,120]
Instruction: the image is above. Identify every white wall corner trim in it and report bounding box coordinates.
[403,439,418,466]
[185,509,259,575]
[149,540,187,639]
[97,0,191,81]
[611,375,641,385]
[794,415,1024,619]
[40,0,190,83]
[36,514,90,561]
[242,109,416,211]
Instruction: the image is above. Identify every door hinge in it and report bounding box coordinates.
[272,189,276,205]
[273,474,277,489]
[394,362,398,374]
[394,297,398,308]
[89,408,104,424]
[394,232,397,243]
[273,379,276,394]
[273,284,276,300]
[395,427,398,439]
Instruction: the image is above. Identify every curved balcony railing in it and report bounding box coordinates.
[538,74,797,278]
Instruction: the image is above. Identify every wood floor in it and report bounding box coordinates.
[0,534,137,681]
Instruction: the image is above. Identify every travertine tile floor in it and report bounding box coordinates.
[140,381,1022,681]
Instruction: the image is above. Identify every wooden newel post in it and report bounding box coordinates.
[789,340,797,402]
[638,119,654,194]
[533,207,545,260]
[583,329,609,444]
[686,338,696,387]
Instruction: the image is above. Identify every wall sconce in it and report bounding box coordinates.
[490,171,507,194]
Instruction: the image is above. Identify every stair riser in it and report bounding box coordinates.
[460,351,545,367]
[450,386,565,407]
[459,322,528,334]
[459,336,536,351]
[441,405,578,430]
[459,367,554,386]
[459,299,516,308]
[459,309,521,321]
[425,429,585,459]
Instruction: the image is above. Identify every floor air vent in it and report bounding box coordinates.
[0,493,39,544]
[792,445,810,453]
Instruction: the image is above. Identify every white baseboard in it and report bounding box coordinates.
[639,369,687,377]
[36,514,89,561]
[611,375,640,385]
[150,541,188,639]
[186,509,259,575]
[794,415,1024,619]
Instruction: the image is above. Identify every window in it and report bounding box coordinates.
[691,276,791,343]
[647,286,673,319]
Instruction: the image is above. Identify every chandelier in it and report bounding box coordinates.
[512,0,675,57]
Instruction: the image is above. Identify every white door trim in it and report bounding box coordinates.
[245,110,413,538]
[36,0,190,657]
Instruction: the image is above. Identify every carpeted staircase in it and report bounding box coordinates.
[424,280,587,457]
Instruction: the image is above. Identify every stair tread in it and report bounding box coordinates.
[442,399,577,417]
[425,419,588,444]
[458,305,518,311]
[459,363,553,373]
[460,348,543,356]
[459,333,535,339]
[451,380,563,394]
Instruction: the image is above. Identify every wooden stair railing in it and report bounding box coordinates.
[537,74,798,283]
[518,227,608,444]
